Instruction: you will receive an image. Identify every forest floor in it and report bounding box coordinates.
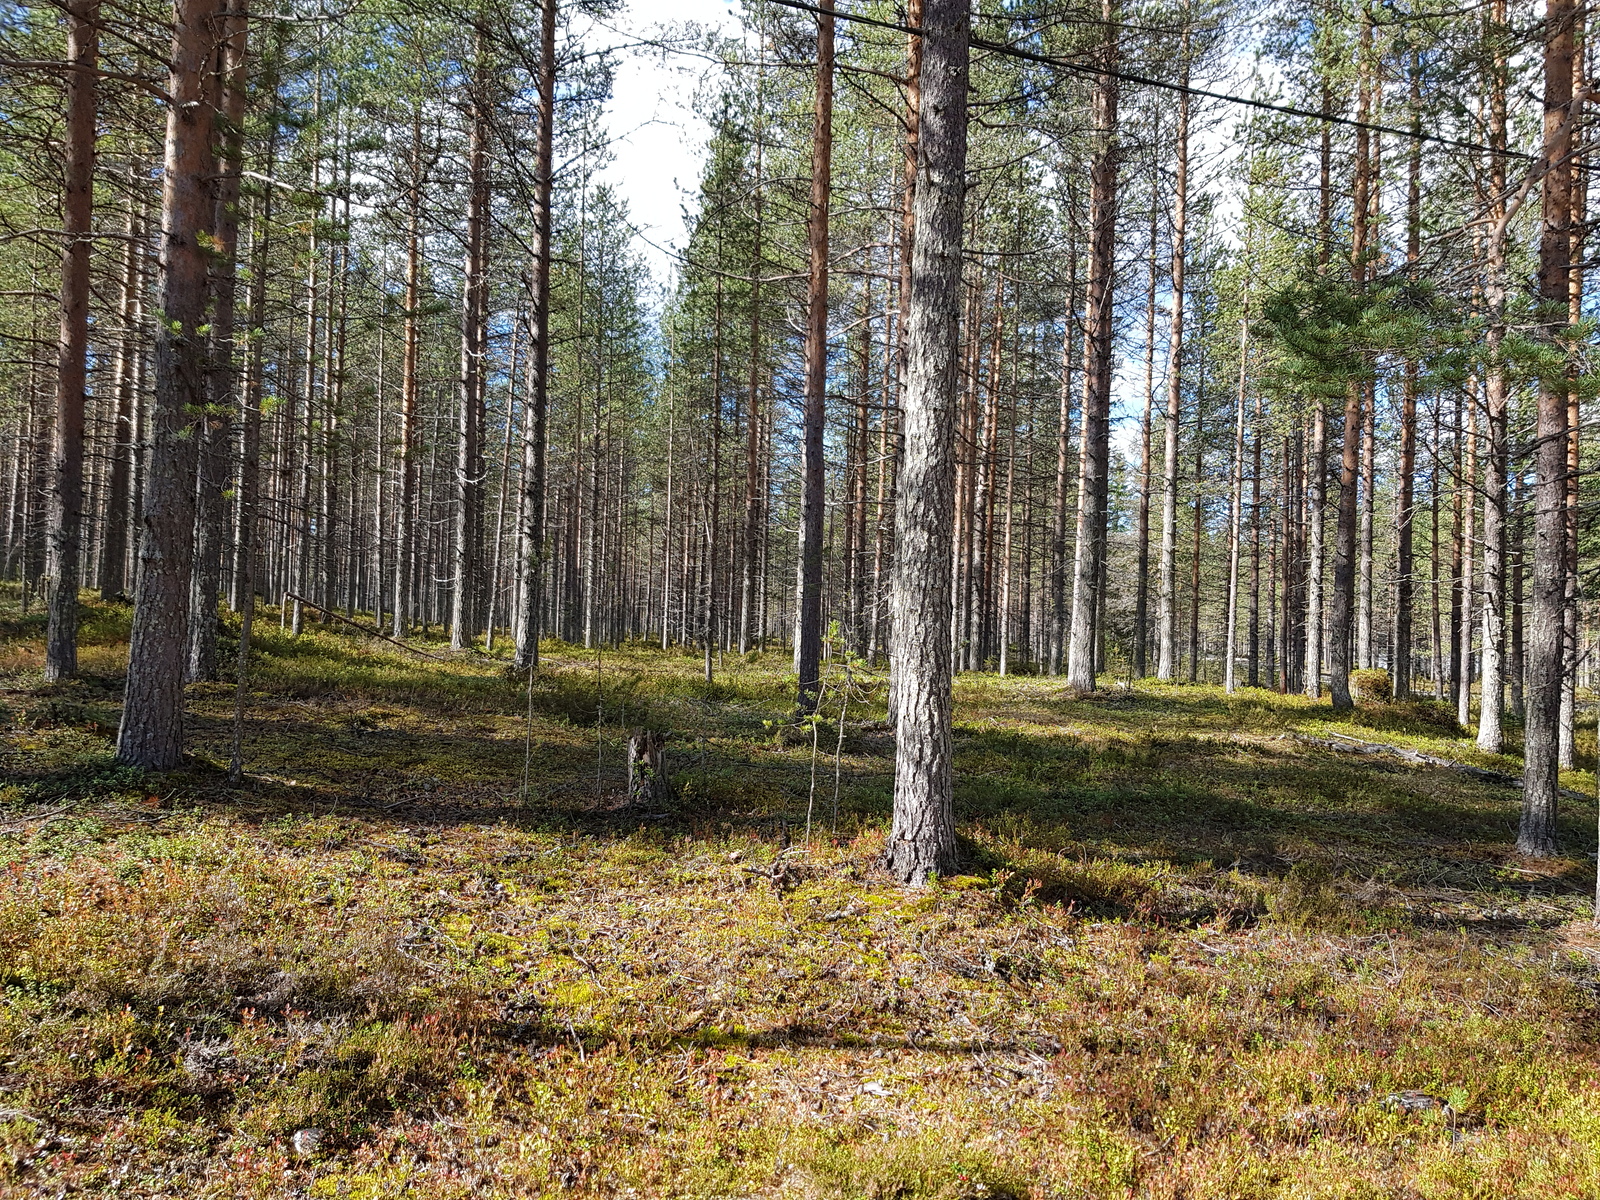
[3,590,1600,1199]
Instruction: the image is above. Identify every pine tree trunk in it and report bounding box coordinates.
[1522,0,1575,856]
[1156,55,1188,683]
[1134,183,1158,678]
[452,48,491,649]
[515,0,557,671]
[187,2,249,682]
[100,181,142,601]
[44,0,98,682]
[1479,20,1510,749]
[795,0,833,710]
[394,105,423,638]
[1065,7,1119,693]
[118,0,221,769]
[886,0,966,886]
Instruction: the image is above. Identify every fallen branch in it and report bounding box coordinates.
[283,594,446,661]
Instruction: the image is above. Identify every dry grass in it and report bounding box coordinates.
[2,590,1599,1198]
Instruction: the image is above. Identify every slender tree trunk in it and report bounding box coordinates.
[514,0,556,671]
[1157,50,1189,683]
[795,0,833,710]
[118,0,221,768]
[739,36,766,656]
[1049,246,1076,677]
[886,0,966,886]
[452,43,491,649]
[44,0,98,681]
[1225,314,1249,693]
[100,183,142,601]
[1479,28,1510,751]
[1134,172,1158,678]
[394,105,423,638]
[1522,0,1575,856]
[1561,14,1587,771]
[1065,7,1119,693]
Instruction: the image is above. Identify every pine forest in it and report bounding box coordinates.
[5,0,1600,1193]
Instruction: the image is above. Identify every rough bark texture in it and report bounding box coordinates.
[886,0,966,887]
[795,0,833,711]
[118,0,221,769]
[452,46,491,650]
[44,0,98,682]
[1522,0,1575,856]
[627,728,669,807]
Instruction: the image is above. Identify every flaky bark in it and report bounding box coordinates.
[886,0,966,886]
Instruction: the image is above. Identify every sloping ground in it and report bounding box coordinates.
[3,593,1600,1199]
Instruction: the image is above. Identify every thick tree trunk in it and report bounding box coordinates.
[1522,0,1576,855]
[514,0,556,671]
[44,0,98,681]
[118,0,221,769]
[886,0,966,886]
[795,0,833,710]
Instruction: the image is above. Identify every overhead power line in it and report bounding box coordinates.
[764,0,1544,164]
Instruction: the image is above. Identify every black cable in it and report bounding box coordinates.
[765,0,1546,164]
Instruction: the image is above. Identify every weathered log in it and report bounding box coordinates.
[627,728,669,806]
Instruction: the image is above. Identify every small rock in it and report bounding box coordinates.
[291,1127,323,1157]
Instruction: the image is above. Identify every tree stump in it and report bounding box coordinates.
[627,728,669,806]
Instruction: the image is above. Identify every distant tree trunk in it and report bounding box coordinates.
[1479,20,1510,752]
[44,0,98,682]
[1224,314,1248,693]
[1049,244,1077,677]
[1065,6,1119,693]
[514,0,556,672]
[99,183,142,601]
[739,37,766,656]
[795,0,833,711]
[886,0,966,886]
[1395,56,1423,699]
[394,105,423,639]
[118,0,221,769]
[1134,173,1158,679]
[1156,51,1188,683]
[1522,0,1575,856]
[188,1,249,682]
[1329,24,1372,713]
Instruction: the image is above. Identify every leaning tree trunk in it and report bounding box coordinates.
[795,0,833,711]
[1522,0,1576,856]
[885,0,967,886]
[118,0,222,769]
[44,0,98,682]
